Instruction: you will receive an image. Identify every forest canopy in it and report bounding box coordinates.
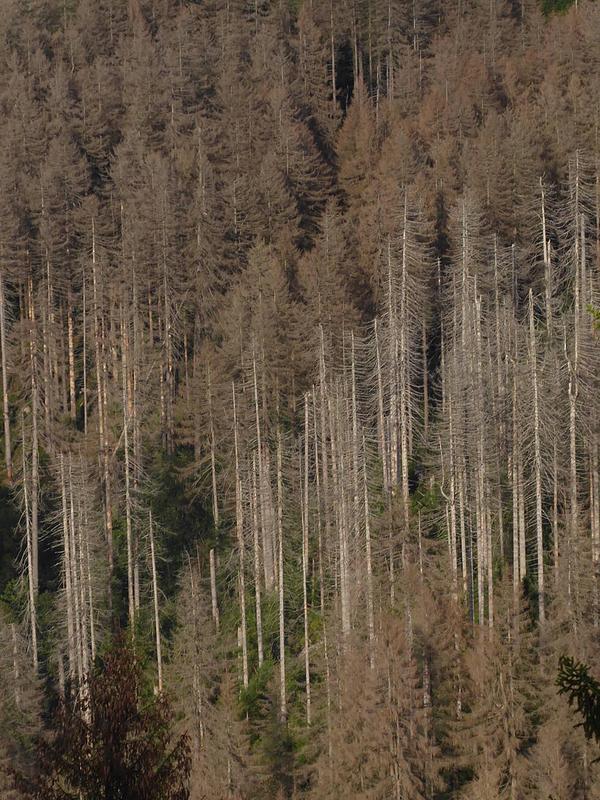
[0,0,599,798]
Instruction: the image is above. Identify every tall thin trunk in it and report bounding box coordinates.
[209,548,220,631]
[68,458,84,684]
[399,203,411,533]
[253,348,274,591]
[302,394,311,725]
[511,357,525,601]
[233,384,248,688]
[67,294,76,420]
[60,454,76,678]
[363,436,375,668]
[567,213,581,624]
[0,268,12,482]
[21,414,37,671]
[374,318,388,490]
[552,438,559,586]
[82,271,88,435]
[529,291,545,623]
[330,0,336,116]
[277,426,286,722]
[350,333,361,548]
[422,316,429,441]
[329,391,350,635]
[540,178,553,337]
[121,311,135,630]
[149,511,163,693]
[162,223,174,453]
[387,239,399,488]
[475,297,493,629]
[447,402,459,595]
[591,440,600,624]
[318,326,331,566]
[28,280,39,595]
[207,365,219,529]
[91,221,112,607]
[82,480,96,663]
[251,453,264,669]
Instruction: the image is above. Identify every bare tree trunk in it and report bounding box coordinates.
[492,242,506,567]
[422,317,429,441]
[277,426,286,722]
[387,239,399,488]
[253,349,274,592]
[0,268,12,482]
[447,403,459,595]
[60,453,76,678]
[567,214,581,623]
[82,480,96,663]
[511,362,524,602]
[162,226,174,453]
[302,394,311,725]
[552,438,559,586]
[149,511,163,693]
[329,391,350,636]
[517,438,526,590]
[363,436,375,668]
[251,453,264,669]
[67,293,76,421]
[68,457,84,685]
[21,414,37,671]
[475,297,493,630]
[91,221,113,608]
[398,221,411,524]
[209,548,220,631]
[330,0,336,116]
[318,326,331,571]
[207,364,219,529]
[350,333,361,549]
[27,280,40,596]
[591,440,600,624]
[529,290,545,623]
[121,311,135,630]
[400,211,413,473]
[82,272,88,435]
[374,318,389,490]
[233,385,248,688]
[540,179,553,337]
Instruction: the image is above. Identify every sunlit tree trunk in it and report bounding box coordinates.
[149,511,163,692]
[25,278,40,598]
[0,268,12,482]
[60,453,76,679]
[277,426,286,721]
[363,436,375,668]
[121,310,135,630]
[207,364,219,529]
[21,413,37,671]
[528,290,545,623]
[251,453,264,668]
[209,548,220,631]
[91,220,113,607]
[302,395,311,724]
[233,384,248,688]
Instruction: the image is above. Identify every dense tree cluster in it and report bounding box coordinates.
[15,637,190,800]
[0,0,599,797]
